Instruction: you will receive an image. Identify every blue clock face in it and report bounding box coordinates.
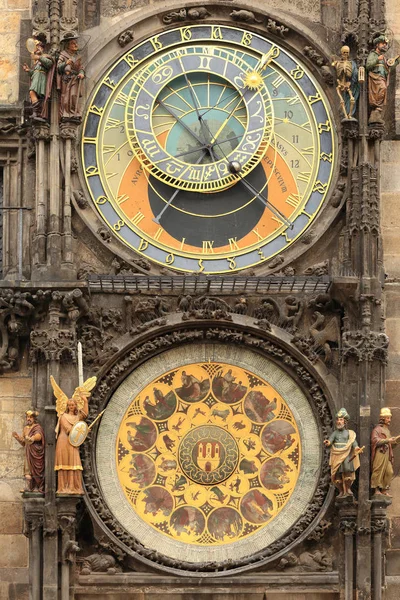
[82,25,336,273]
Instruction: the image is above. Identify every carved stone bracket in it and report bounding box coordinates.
[0,289,42,374]
[82,323,334,575]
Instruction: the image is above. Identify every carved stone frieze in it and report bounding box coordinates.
[30,329,76,362]
[341,331,389,363]
[82,324,333,574]
[77,306,123,370]
[162,6,210,24]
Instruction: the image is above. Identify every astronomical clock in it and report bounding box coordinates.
[82,25,336,274]
[81,19,336,578]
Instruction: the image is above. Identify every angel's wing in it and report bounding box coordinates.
[72,376,97,410]
[50,375,68,417]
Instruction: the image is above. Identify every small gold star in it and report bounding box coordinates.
[244,71,263,91]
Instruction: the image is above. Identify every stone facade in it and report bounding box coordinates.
[0,0,400,598]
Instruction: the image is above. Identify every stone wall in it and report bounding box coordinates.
[0,371,31,600]
[0,0,30,105]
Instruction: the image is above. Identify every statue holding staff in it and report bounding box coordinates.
[324,408,363,498]
[371,407,400,496]
[57,33,85,122]
[12,410,45,493]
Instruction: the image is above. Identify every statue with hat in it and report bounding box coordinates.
[12,410,45,493]
[324,408,363,498]
[22,37,54,122]
[371,408,400,496]
[332,45,360,120]
[366,34,400,124]
[57,33,85,122]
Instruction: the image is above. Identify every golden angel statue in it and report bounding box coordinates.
[50,375,97,494]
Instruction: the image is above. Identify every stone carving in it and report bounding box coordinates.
[332,46,360,119]
[63,540,80,563]
[78,307,123,370]
[77,264,97,280]
[12,410,45,493]
[230,10,262,24]
[134,296,169,324]
[82,325,332,573]
[309,311,340,363]
[307,519,332,541]
[267,255,284,269]
[73,190,89,209]
[0,289,37,374]
[181,296,233,321]
[324,408,362,498]
[118,29,134,47]
[111,256,151,274]
[51,375,97,494]
[371,408,400,497]
[339,519,357,534]
[254,297,302,332]
[304,260,329,276]
[341,331,389,363]
[277,549,332,571]
[22,38,54,122]
[162,7,210,24]
[57,34,85,122]
[233,296,248,314]
[303,47,334,85]
[97,227,112,243]
[80,553,121,574]
[331,182,346,207]
[266,19,289,38]
[367,34,400,124]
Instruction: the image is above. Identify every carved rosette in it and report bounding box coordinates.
[82,323,334,575]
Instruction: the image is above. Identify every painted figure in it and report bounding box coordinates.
[22,39,54,121]
[143,388,176,420]
[332,45,359,119]
[324,408,362,498]
[212,369,247,404]
[176,371,210,402]
[57,33,85,121]
[12,410,45,493]
[371,407,400,496]
[50,375,97,494]
[366,34,400,123]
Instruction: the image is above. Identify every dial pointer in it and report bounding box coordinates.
[157,99,205,147]
[152,150,208,224]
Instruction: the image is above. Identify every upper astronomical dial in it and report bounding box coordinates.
[82,25,336,274]
[125,46,273,192]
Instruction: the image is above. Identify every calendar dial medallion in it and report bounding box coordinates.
[82,25,336,273]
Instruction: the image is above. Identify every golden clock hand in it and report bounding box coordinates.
[204,115,292,228]
[255,46,280,73]
[176,55,209,145]
[209,96,245,146]
[152,149,208,224]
